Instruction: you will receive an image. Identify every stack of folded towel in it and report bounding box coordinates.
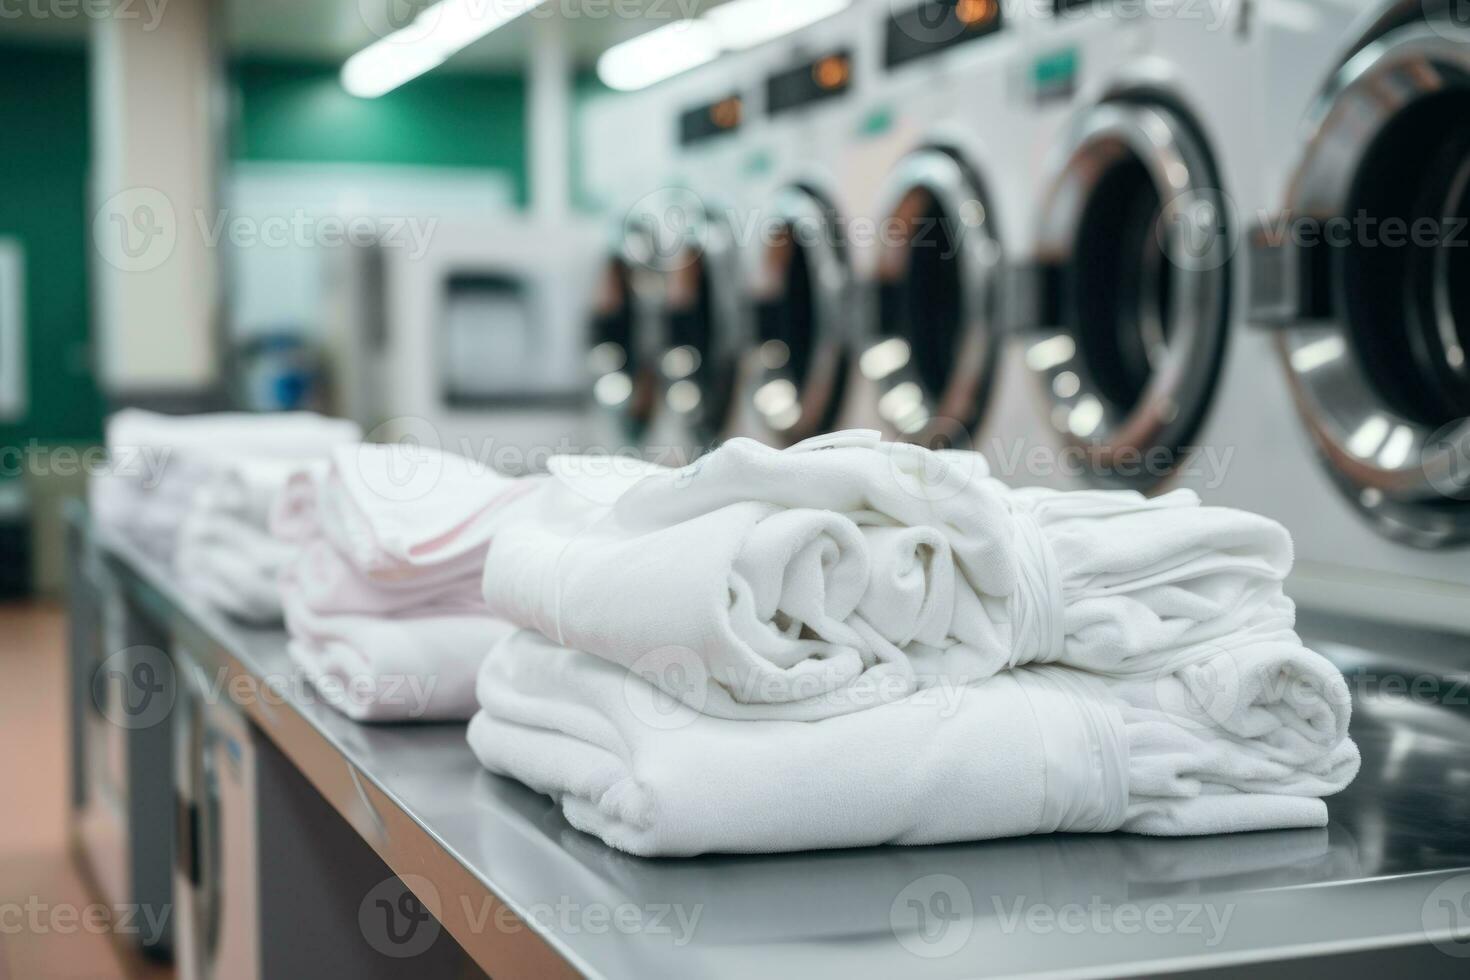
[467,430,1359,856]
[274,442,530,721]
[92,409,361,622]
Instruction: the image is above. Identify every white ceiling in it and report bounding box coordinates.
[0,0,732,69]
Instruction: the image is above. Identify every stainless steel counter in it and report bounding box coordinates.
[91,522,1470,979]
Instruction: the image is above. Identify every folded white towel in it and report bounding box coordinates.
[287,539,485,616]
[92,409,359,584]
[176,503,298,624]
[317,442,543,582]
[283,585,514,723]
[104,408,360,463]
[279,443,527,721]
[481,431,1300,720]
[467,631,1358,856]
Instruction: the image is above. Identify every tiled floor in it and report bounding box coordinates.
[0,601,172,980]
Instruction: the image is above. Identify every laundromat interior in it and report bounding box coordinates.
[2,1,1470,977]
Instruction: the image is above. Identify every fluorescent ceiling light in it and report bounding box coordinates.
[596,0,852,92]
[704,0,852,51]
[342,0,547,99]
[597,20,720,92]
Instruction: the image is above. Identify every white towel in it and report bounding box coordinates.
[467,631,1358,856]
[283,586,515,723]
[317,442,544,582]
[481,431,1301,720]
[175,502,298,624]
[92,409,359,585]
[280,443,526,721]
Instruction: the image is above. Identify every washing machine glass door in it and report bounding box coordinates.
[866,147,1003,445]
[743,186,850,445]
[1031,99,1230,488]
[655,213,746,450]
[1273,22,1470,546]
[588,248,659,447]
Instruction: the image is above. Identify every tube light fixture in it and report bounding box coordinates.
[703,0,852,52]
[596,19,721,93]
[342,0,548,99]
[597,0,853,92]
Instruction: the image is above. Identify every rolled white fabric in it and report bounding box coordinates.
[483,491,910,721]
[480,431,1305,718]
[1105,634,1361,835]
[999,486,1296,675]
[467,631,1356,856]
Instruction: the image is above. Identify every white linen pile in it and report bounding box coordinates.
[276,442,528,722]
[467,430,1360,856]
[92,409,361,622]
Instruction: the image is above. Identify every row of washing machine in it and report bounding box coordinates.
[578,0,1470,631]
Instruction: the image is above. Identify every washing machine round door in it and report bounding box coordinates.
[652,212,747,453]
[1273,21,1470,546]
[864,147,1003,446]
[739,186,851,446]
[588,242,659,447]
[1030,99,1230,488]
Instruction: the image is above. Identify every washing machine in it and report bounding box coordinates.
[839,0,1032,448]
[985,0,1249,492]
[1231,0,1470,630]
[636,63,758,462]
[585,220,664,453]
[722,5,874,446]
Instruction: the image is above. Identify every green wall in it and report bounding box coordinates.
[0,43,101,447]
[0,51,541,454]
[232,59,530,205]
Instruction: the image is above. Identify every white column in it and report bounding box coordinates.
[527,11,572,222]
[91,0,223,397]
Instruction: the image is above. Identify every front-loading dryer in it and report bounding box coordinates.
[1236,0,1470,630]
[723,8,873,445]
[990,0,1245,492]
[841,0,1028,447]
[586,221,663,453]
[638,198,752,462]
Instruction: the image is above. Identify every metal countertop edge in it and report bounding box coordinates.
[93,530,596,980]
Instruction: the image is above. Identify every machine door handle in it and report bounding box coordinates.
[1004,262,1065,335]
[1248,213,1335,326]
[174,791,201,888]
